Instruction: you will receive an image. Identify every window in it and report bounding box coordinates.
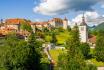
[81,27,84,31]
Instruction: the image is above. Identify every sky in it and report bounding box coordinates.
[0,0,104,25]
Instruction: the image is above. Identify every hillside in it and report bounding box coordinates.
[94,22,104,31]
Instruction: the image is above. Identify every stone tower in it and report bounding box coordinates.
[63,17,68,29]
[79,13,88,42]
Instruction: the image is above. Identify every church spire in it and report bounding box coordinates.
[0,19,3,24]
[80,13,86,26]
[64,17,68,21]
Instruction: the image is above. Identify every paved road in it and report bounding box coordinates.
[44,46,52,61]
[43,44,54,70]
[98,67,104,70]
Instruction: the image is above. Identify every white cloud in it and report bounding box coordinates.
[72,11,104,25]
[34,0,69,15]
[72,11,100,25]
[33,0,98,15]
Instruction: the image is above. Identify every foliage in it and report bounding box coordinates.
[36,31,45,38]
[20,20,32,32]
[0,33,42,70]
[40,56,50,70]
[95,30,104,62]
[51,32,57,45]
[80,43,90,59]
[50,49,65,62]
[57,29,97,70]
[57,27,65,32]
[57,49,88,70]
[56,31,70,45]
[43,27,49,33]
[67,26,71,32]
[86,64,97,70]
[45,35,52,43]
[94,22,104,31]
[58,29,86,70]
[88,58,104,67]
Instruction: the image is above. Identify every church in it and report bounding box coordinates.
[79,14,88,43]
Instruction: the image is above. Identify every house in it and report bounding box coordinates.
[88,35,96,48]
[0,19,31,38]
[30,21,49,32]
[5,18,24,31]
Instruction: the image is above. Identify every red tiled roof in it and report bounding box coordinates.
[88,35,96,43]
[5,18,24,25]
[51,18,63,23]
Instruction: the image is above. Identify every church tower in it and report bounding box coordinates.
[63,17,68,29]
[79,13,88,42]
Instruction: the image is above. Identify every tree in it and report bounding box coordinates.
[45,35,52,43]
[80,43,90,59]
[58,29,97,70]
[0,33,42,70]
[20,19,32,32]
[67,26,71,32]
[51,32,57,45]
[58,30,86,70]
[25,33,42,70]
[95,30,104,62]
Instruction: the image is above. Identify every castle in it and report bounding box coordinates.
[0,16,88,43]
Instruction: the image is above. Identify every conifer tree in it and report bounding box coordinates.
[95,30,104,62]
[58,29,97,70]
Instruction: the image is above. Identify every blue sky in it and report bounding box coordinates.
[0,0,104,24]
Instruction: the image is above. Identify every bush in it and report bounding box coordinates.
[80,43,90,59]
[45,35,52,42]
[87,64,97,70]
[40,58,50,70]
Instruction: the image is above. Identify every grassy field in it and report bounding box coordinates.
[88,58,104,67]
[56,31,70,45]
[49,49,65,62]
[49,48,104,67]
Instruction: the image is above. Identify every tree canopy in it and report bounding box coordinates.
[0,33,42,70]
[95,30,104,62]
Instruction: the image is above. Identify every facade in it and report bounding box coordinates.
[5,18,23,31]
[49,17,68,29]
[63,17,68,29]
[0,19,30,37]
[30,22,49,32]
[79,14,88,43]
[30,17,68,32]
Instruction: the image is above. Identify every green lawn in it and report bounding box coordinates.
[88,48,104,67]
[87,58,104,67]
[49,49,65,62]
[56,31,70,45]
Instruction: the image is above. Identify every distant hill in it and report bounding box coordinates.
[94,22,104,31]
[88,25,96,31]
